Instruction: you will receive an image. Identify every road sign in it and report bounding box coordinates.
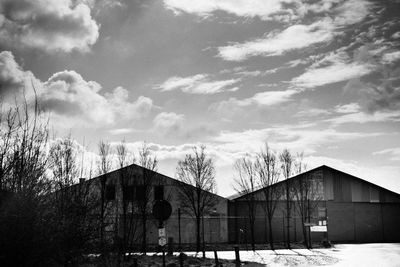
[153,200,172,221]
[159,236,167,246]
[310,225,327,232]
[159,228,166,237]
[304,222,317,227]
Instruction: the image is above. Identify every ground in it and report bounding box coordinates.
[83,243,400,266]
[184,243,400,266]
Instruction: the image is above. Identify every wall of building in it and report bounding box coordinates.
[229,166,400,244]
[86,164,229,247]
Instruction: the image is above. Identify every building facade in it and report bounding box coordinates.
[82,164,228,248]
[228,165,400,244]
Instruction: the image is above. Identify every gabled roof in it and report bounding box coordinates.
[78,163,226,200]
[229,164,400,201]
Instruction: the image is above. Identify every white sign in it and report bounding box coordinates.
[159,228,166,237]
[159,236,167,246]
[310,225,327,232]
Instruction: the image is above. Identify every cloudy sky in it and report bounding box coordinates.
[1,0,399,196]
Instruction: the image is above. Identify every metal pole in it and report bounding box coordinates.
[234,246,240,267]
[178,208,181,249]
[202,214,205,258]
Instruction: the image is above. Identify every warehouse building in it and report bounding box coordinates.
[81,163,228,247]
[228,165,400,244]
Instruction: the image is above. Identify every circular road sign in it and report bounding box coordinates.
[152,200,172,221]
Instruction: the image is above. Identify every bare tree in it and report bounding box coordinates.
[116,140,139,261]
[97,140,113,251]
[137,142,158,254]
[176,145,218,253]
[48,136,98,266]
[279,148,294,249]
[256,144,281,250]
[0,95,52,266]
[233,155,257,251]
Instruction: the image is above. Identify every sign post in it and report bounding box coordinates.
[152,200,172,267]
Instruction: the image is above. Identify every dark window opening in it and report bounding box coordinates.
[123,185,135,201]
[135,185,145,201]
[154,185,164,200]
[105,185,115,201]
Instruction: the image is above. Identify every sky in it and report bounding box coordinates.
[0,0,399,197]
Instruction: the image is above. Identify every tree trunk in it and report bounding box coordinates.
[141,214,147,254]
[250,217,255,251]
[268,215,274,250]
[196,216,201,252]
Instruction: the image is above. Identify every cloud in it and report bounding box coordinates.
[291,52,375,88]
[0,0,99,52]
[327,110,400,125]
[373,148,400,161]
[0,51,40,99]
[163,0,300,21]
[334,103,361,114]
[210,89,298,116]
[216,0,372,61]
[153,112,185,137]
[218,19,335,61]
[108,128,136,135]
[155,74,240,94]
[382,51,400,64]
[295,108,331,117]
[0,51,154,127]
[213,125,382,155]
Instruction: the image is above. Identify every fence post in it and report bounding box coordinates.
[214,250,219,267]
[234,246,240,267]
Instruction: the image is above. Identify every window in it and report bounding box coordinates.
[105,185,115,201]
[123,185,135,201]
[154,185,164,200]
[135,185,145,201]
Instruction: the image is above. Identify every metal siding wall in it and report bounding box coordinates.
[361,183,370,202]
[351,180,362,202]
[353,203,383,242]
[324,169,334,200]
[382,204,400,241]
[326,202,355,241]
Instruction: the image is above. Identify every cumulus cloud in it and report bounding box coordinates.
[153,112,185,137]
[0,0,99,52]
[0,51,40,99]
[155,74,240,94]
[0,51,154,126]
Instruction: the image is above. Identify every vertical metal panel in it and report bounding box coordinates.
[334,172,343,202]
[341,175,352,202]
[361,183,370,202]
[324,169,334,200]
[370,187,380,203]
[351,180,362,202]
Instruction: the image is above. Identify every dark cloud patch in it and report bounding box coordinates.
[366,67,400,112]
[40,98,83,116]
[0,0,99,52]
[0,51,36,99]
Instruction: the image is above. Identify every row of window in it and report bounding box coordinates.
[105,185,164,201]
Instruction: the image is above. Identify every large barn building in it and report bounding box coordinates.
[81,163,228,248]
[82,164,400,248]
[228,165,400,244]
